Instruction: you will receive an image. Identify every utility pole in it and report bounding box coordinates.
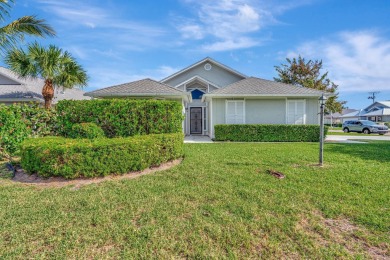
[368,92,380,104]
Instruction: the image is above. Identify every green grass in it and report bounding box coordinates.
[328,127,342,131]
[0,142,389,258]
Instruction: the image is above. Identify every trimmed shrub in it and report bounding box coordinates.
[56,99,183,138]
[20,133,184,179]
[384,122,390,128]
[68,122,105,139]
[17,103,58,137]
[0,105,30,155]
[0,103,58,156]
[214,124,328,142]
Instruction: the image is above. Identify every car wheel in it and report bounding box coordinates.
[379,133,385,135]
[343,128,349,133]
[363,128,370,134]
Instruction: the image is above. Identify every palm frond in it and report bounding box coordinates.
[0,15,55,53]
[0,0,13,21]
[5,42,88,91]
[1,15,55,37]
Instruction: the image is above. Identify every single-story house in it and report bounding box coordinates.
[340,101,390,123]
[0,66,90,105]
[85,57,327,137]
[324,109,358,125]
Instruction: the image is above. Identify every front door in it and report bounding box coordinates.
[190,107,202,134]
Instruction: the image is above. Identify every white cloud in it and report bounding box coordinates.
[179,24,204,40]
[286,31,390,92]
[203,37,259,51]
[176,0,311,51]
[36,0,166,37]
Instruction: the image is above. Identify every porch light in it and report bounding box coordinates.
[319,94,327,166]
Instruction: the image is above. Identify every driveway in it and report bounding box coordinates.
[326,134,390,142]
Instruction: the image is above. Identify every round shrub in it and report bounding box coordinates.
[68,123,105,139]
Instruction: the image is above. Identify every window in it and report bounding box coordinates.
[191,89,205,99]
[226,100,245,124]
[287,100,306,124]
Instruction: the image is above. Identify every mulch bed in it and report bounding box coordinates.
[9,159,182,189]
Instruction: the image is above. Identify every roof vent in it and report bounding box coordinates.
[204,63,212,71]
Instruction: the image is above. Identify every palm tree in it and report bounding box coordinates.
[0,0,55,53]
[5,42,88,108]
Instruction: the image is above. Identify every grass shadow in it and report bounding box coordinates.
[326,141,390,163]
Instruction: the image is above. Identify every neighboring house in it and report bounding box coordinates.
[85,57,327,137]
[0,66,90,105]
[324,109,358,125]
[340,101,390,123]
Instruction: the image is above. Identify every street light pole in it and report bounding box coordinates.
[319,94,327,166]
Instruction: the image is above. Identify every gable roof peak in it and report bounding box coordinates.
[160,57,247,83]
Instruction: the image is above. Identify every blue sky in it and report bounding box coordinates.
[5,0,390,109]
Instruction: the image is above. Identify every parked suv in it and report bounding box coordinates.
[342,120,389,135]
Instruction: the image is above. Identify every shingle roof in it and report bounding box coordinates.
[205,77,326,96]
[340,110,366,118]
[376,101,390,107]
[364,108,390,116]
[0,66,89,103]
[85,78,188,97]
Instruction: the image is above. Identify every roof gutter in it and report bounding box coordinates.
[84,92,192,102]
[201,92,334,102]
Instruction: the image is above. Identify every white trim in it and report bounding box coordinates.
[202,93,326,102]
[202,107,208,133]
[160,57,247,83]
[210,98,213,137]
[174,75,221,89]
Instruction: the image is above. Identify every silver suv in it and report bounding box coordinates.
[342,120,389,135]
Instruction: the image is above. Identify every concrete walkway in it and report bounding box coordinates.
[326,135,390,142]
[184,135,390,144]
[184,136,213,143]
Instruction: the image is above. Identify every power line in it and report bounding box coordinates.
[368,92,380,103]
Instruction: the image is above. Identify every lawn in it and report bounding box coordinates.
[0,142,389,258]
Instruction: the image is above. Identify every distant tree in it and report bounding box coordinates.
[0,0,55,53]
[274,56,346,113]
[5,42,88,108]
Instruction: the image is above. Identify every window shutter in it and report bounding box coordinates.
[235,101,245,124]
[287,101,296,124]
[226,101,236,124]
[226,101,245,124]
[287,100,306,125]
[295,101,305,124]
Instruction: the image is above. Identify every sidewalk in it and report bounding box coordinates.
[326,135,390,142]
[184,136,213,143]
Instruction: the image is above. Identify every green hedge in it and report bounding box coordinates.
[0,103,57,156]
[214,124,328,142]
[56,99,183,138]
[0,105,30,155]
[68,123,105,139]
[20,133,184,179]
